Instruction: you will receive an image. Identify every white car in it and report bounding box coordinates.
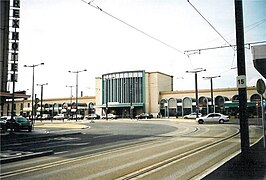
[53,114,66,120]
[85,114,100,120]
[102,114,118,119]
[196,113,229,124]
[184,113,202,119]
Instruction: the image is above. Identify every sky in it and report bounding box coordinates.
[13,0,266,99]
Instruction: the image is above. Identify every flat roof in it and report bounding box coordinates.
[0,91,31,99]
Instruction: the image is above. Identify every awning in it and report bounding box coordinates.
[98,103,144,108]
[224,101,257,108]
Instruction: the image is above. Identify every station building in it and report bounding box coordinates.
[1,70,263,118]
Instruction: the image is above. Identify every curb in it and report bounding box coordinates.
[0,150,54,164]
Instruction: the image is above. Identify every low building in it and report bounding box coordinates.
[0,70,263,118]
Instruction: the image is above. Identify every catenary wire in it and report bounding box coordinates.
[187,0,235,51]
[81,0,184,55]
[184,40,266,54]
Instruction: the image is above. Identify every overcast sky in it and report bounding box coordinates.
[14,0,266,99]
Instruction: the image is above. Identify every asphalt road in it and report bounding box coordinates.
[0,119,264,179]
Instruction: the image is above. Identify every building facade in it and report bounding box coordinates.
[1,70,264,118]
[95,70,173,118]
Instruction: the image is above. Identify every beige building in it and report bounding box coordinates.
[1,71,263,118]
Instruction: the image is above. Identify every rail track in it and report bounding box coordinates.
[1,123,262,180]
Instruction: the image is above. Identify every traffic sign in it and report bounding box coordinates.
[256,79,266,95]
[236,75,246,88]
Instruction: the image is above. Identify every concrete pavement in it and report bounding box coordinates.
[0,120,88,164]
[1,118,265,179]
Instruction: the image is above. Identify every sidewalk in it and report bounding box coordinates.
[204,138,266,180]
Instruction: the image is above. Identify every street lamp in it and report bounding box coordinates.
[102,76,115,120]
[66,85,74,104]
[203,75,221,113]
[186,68,206,118]
[68,69,87,121]
[24,63,44,124]
[37,83,48,119]
[129,79,139,119]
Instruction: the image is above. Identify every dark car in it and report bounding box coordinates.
[85,114,100,120]
[135,113,153,119]
[6,116,33,132]
[0,117,8,132]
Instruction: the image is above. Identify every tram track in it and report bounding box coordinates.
[1,123,248,180]
[117,128,240,180]
[0,125,197,179]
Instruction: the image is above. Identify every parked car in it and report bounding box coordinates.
[85,114,100,120]
[135,113,153,119]
[5,116,33,132]
[0,117,7,132]
[196,113,229,124]
[68,114,84,120]
[53,114,66,120]
[37,114,51,120]
[102,114,118,119]
[184,112,202,119]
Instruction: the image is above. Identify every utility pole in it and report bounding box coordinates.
[66,85,74,104]
[69,69,87,122]
[105,79,108,120]
[234,0,250,155]
[37,83,48,120]
[24,63,44,124]
[203,75,221,113]
[186,68,206,118]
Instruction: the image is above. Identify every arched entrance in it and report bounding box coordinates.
[199,96,210,115]
[250,93,262,118]
[53,103,59,116]
[88,102,95,114]
[168,98,177,117]
[182,97,194,116]
[159,99,167,117]
[215,96,229,113]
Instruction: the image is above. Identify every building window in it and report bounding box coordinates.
[102,71,144,105]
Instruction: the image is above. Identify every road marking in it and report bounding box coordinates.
[54,151,69,155]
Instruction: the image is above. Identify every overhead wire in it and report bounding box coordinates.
[81,0,265,71]
[187,0,235,51]
[81,0,184,55]
[184,40,266,54]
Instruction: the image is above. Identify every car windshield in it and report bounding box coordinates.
[16,117,26,122]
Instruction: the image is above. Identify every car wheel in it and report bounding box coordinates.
[198,119,204,124]
[28,126,32,132]
[184,117,188,119]
[2,126,7,133]
[14,126,19,132]
[219,119,224,124]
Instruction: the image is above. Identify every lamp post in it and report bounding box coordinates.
[68,69,87,121]
[203,75,221,113]
[102,76,115,120]
[37,83,48,120]
[186,68,206,118]
[66,85,74,104]
[24,63,44,124]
